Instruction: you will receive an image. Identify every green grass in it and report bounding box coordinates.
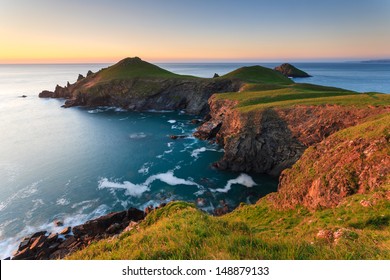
[96,57,191,82]
[215,82,390,112]
[221,65,293,85]
[69,189,390,260]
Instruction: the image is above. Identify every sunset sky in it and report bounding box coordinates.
[1,0,389,63]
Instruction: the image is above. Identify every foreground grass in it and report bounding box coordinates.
[69,189,390,259]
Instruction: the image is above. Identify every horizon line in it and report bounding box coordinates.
[0,58,386,65]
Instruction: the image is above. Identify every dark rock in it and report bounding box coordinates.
[3,257,11,260]
[58,236,77,249]
[31,231,47,239]
[190,119,202,124]
[47,233,58,242]
[169,135,186,140]
[59,226,71,235]
[53,220,63,227]
[73,210,127,238]
[29,235,47,251]
[13,247,32,260]
[38,90,54,98]
[67,81,70,87]
[106,223,122,234]
[274,63,311,78]
[18,237,31,251]
[87,70,94,77]
[49,249,69,260]
[19,95,27,98]
[127,207,145,221]
[213,73,220,78]
[77,74,85,81]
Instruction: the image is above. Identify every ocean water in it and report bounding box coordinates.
[0,62,389,259]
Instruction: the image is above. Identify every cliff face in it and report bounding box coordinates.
[275,114,390,210]
[195,96,390,176]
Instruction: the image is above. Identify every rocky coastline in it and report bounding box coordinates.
[10,206,148,260]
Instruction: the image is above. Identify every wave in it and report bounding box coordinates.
[56,198,70,206]
[99,171,202,198]
[129,132,147,139]
[0,180,41,212]
[213,173,257,193]
[167,120,176,124]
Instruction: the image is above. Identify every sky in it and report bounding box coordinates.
[0,0,389,63]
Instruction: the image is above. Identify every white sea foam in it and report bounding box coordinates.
[99,171,201,198]
[56,198,70,206]
[138,162,152,175]
[0,180,41,212]
[167,120,176,124]
[98,178,149,197]
[213,174,257,193]
[129,132,147,139]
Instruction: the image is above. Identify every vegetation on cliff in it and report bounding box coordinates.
[69,190,389,259]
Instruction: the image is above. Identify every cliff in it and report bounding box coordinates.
[274,113,390,210]
[195,86,390,176]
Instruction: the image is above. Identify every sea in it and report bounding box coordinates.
[0,62,389,258]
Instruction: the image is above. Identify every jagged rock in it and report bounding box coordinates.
[190,119,202,125]
[274,63,311,78]
[38,90,54,98]
[169,135,186,140]
[77,74,84,81]
[59,226,71,235]
[106,223,122,234]
[11,206,148,260]
[144,205,154,215]
[53,220,63,227]
[87,70,93,77]
[213,73,220,78]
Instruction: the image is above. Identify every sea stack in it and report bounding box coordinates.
[274,63,311,78]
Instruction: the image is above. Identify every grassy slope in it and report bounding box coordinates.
[221,65,293,85]
[70,190,390,260]
[97,57,181,82]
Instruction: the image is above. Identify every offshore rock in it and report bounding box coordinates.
[274,63,311,78]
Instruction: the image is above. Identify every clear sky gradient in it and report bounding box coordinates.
[1,0,389,63]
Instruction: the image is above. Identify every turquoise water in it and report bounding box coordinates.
[0,62,389,258]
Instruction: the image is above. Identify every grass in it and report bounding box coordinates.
[215,82,390,112]
[69,188,390,260]
[221,65,293,85]
[97,57,182,82]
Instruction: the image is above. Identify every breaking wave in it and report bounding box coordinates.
[213,174,257,193]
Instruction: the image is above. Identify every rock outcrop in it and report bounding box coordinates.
[195,96,390,176]
[11,207,145,260]
[274,113,390,210]
[274,63,311,78]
